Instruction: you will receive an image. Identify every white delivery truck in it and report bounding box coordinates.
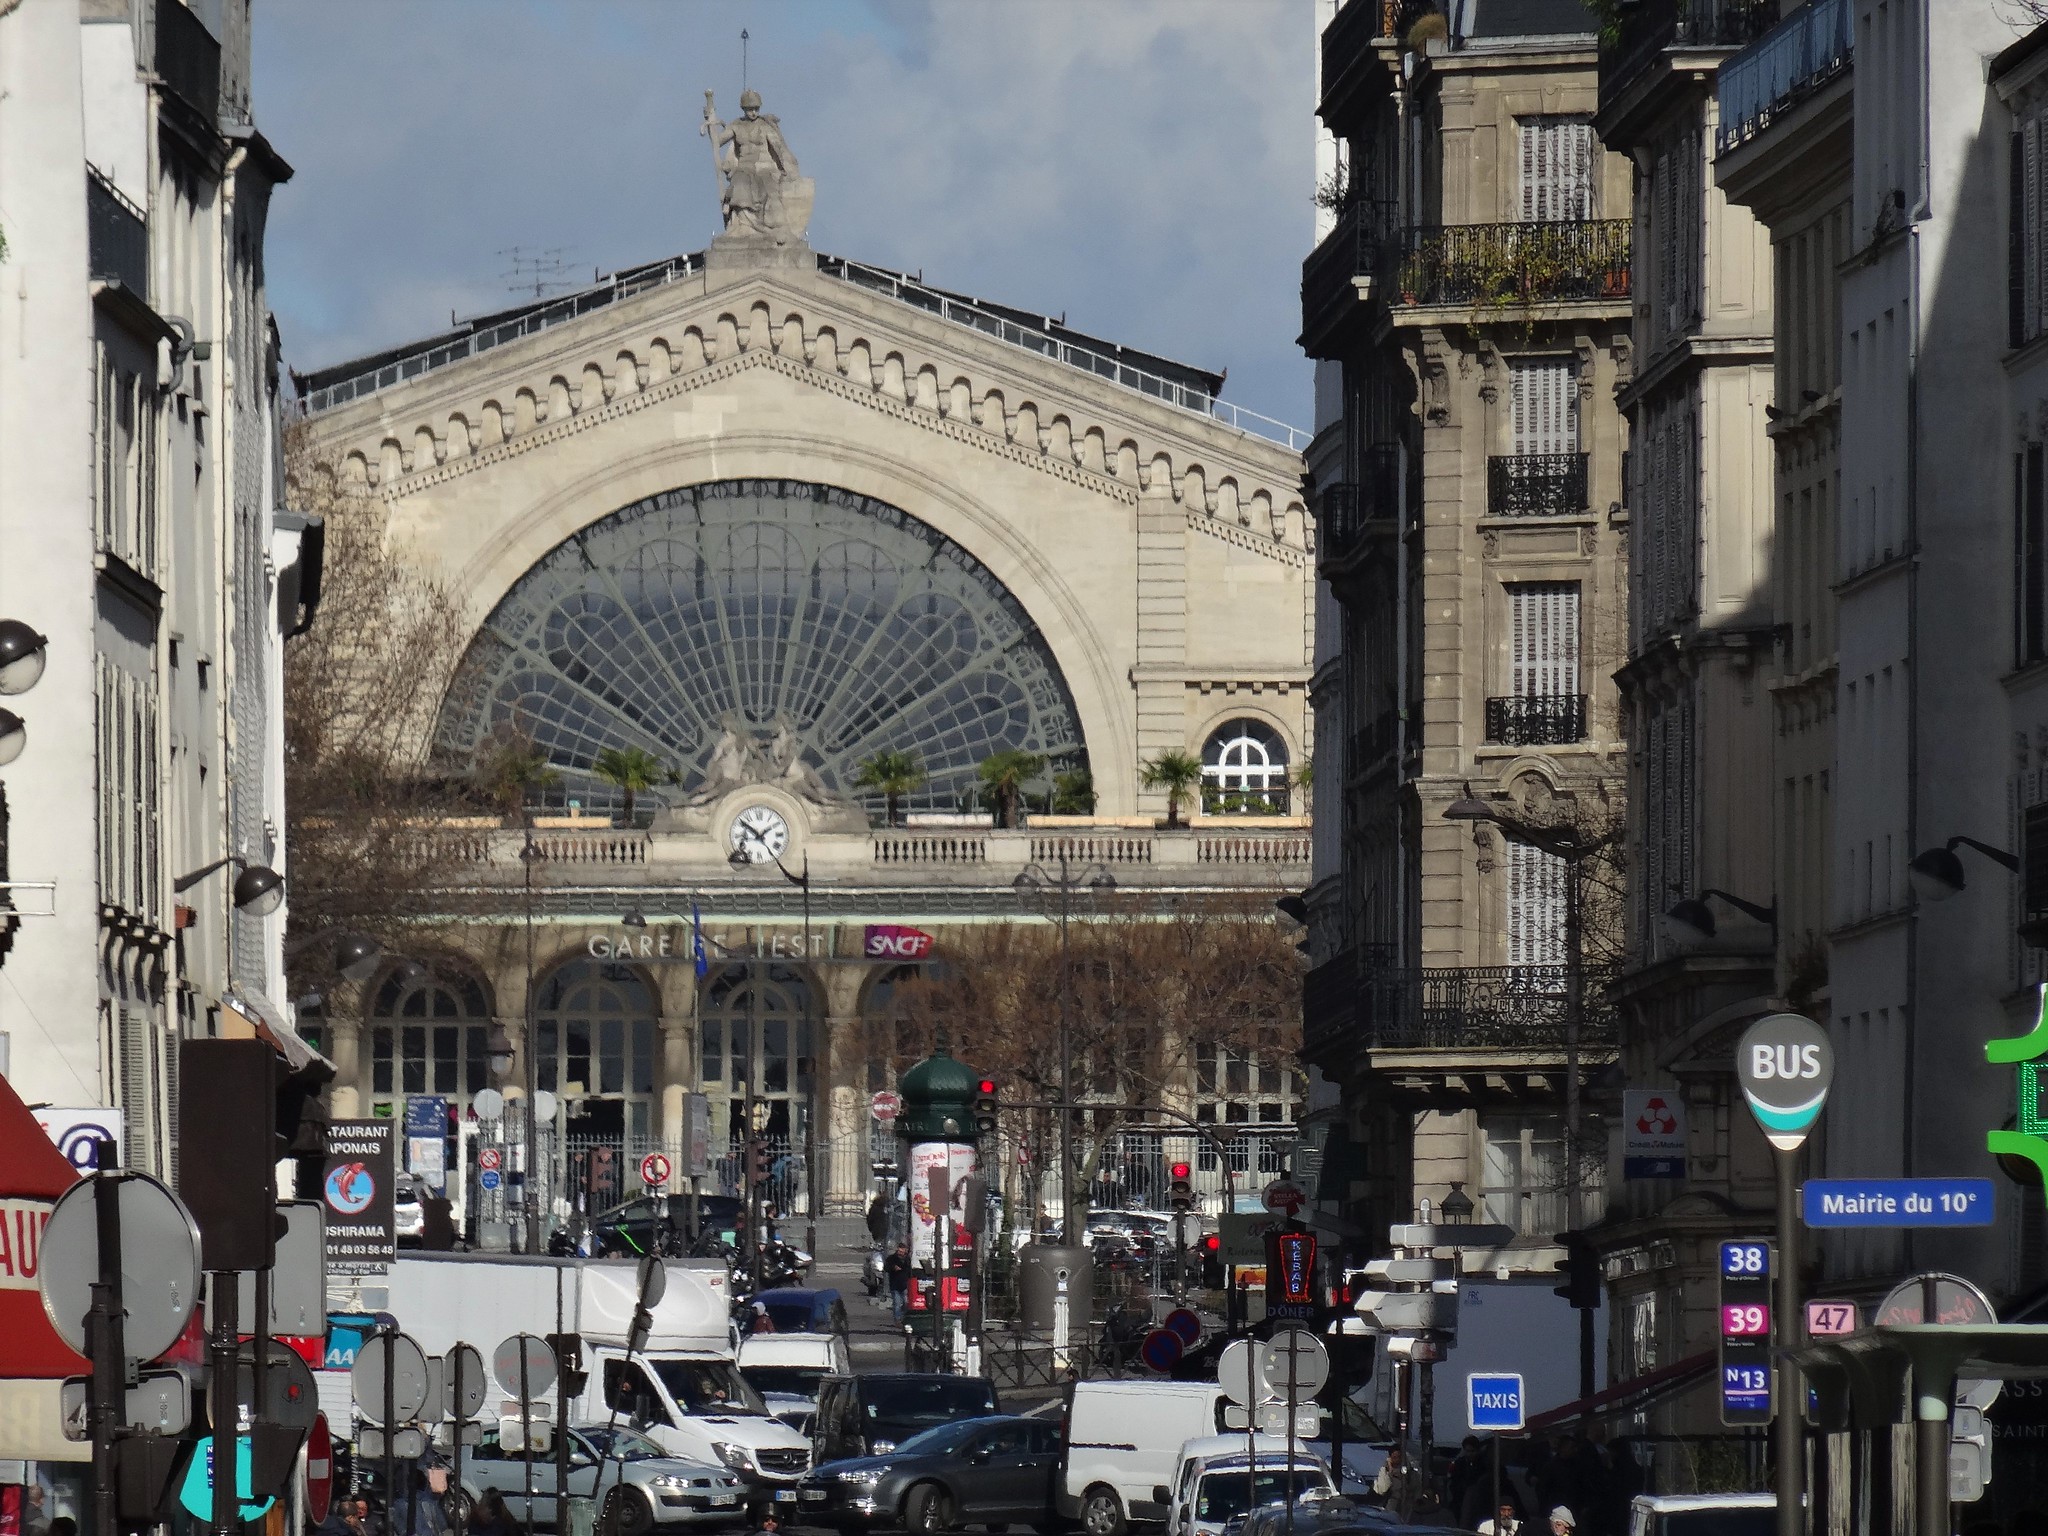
[1060,1380,1230,1534]
[384,1253,813,1513]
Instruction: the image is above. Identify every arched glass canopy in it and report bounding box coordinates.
[438,479,1087,819]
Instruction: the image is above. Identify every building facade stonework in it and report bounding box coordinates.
[291,103,1314,1220]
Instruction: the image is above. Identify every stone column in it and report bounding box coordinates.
[822,1013,865,1211]
[330,1018,363,1119]
[651,961,702,1156]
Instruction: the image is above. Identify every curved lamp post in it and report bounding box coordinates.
[0,620,49,696]
[1664,889,1779,945]
[173,854,286,916]
[1908,835,2019,901]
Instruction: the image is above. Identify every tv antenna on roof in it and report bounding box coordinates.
[497,246,576,300]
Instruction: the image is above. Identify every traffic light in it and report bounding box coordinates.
[974,1078,999,1136]
[1552,1230,1601,1309]
[1168,1161,1194,1213]
[1200,1231,1224,1288]
[749,1139,770,1183]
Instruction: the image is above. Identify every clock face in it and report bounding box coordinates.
[730,804,791,863]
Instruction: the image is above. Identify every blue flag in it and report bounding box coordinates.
[691,901,709,978]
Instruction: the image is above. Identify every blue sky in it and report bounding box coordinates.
[254,0,1318,430]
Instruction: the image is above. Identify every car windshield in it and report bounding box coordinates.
[743,1366,828,1398]
[1196,1471,1329,1524]
[1658,1512,1776,1536]
[893,1420,991,1457]
[861,1378,998,1433]
[761,1302,818,1331]
[580,1428,667,1462]
[649,1358,770,1416]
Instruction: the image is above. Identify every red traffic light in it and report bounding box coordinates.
[1202,1233,1221,1252]
[977,1080,997,1096]
[1169,1161,1191,1181]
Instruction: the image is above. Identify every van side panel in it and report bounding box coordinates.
[1061,1384,1228,1524]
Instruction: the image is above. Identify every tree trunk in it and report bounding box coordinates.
[622,786,636,827]
[887,791,900,828]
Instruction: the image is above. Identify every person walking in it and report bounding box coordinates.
[883,1241,912,1323]
[1372,1445,1422,1523]
[465,1492,522,1536]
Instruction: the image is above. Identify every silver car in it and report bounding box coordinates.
[459,1425,745,1532]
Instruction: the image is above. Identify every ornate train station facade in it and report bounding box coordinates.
[290,96,1314,1219]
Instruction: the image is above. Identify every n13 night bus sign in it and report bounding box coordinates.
[1718,1239,1773,1426]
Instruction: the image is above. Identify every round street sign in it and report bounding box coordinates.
[38,1170,202,1362]
[1736,1012,1834,1151]
[1139,1328,1185,1373]
[478,1148,503,1172]
[639,1152,672,1188]
[306,1413,335,1526]
[1261,1178,1307,1216]
[1218,1338,1259,1407]
[351,1331,429,1425]
[1258,1327,1331,1402]
[871,1090,903,1123]
[472,1089,505,1124]
[1875,1271,1997,1328]
[493,1333,558,1402]
[1163,1307,1202,1346]
[445,1342,489,1421]
[480,1171,502,1191]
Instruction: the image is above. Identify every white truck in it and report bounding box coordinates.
[383,1253,813,1512]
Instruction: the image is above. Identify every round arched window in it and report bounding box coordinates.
[367,969,493,1120]
[1201,719,1290,814]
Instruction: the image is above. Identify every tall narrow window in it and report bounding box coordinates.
[1519,118,1593,223]
[1508,841,1568,967]
[2021,446,2045,665]
[1511,362,1579,457]
[1510,582,1582,699]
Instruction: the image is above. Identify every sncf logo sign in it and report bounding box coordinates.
[865,924,935,960]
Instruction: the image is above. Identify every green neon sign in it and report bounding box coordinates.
[1986,982,2048,1181]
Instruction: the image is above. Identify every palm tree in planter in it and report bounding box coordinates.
[854,749,924,827]
[476,727,561,827]
[977,749,1045,830]
[593,745,666,827]
[1140,749,1204,829]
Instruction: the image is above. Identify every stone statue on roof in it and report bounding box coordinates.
[701,89,814,250]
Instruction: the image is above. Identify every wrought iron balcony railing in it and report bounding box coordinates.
[1302,198,1398,351]
[1486,694,1589,746]
[1362,963,1620,1052]
[1714,0,1854,156]
[1389,222,1631,308]
[1600,0,1780,112]
[1488,453,1589,518]
[1316,445,1411,565]
[87,168,147,298]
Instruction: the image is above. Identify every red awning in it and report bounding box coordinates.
[0,1071,90,1379]
[1521,1350,1715,1433]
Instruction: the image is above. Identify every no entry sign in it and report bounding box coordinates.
[639,1152,672,1187]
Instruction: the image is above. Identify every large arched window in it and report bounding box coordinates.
[435,479,1087,823]
[367,969,493,1122]
[1201,718,1290,814]
[535,961,658,1141]
[700,963,815,1146]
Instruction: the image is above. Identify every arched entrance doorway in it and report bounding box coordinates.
[700,961,816,1213]
[535,959,659,1214]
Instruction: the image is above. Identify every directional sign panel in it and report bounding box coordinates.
[1258,1328,1330,1402]
[1467,1373,1524,1433]
[1802,1178,1994,1228]
[1718,1240,1772,1426]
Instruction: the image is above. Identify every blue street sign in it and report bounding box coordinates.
[404,1096,448,1137]
[1801,1178,1995,1228]
[480,1169,502,1191]
[1467,1372,1525,1433]
[1722,1364,1771,1416]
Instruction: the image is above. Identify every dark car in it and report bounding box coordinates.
[754,1287,850,1336]
[797,1415,1060,1535]
[553,1194,747,1257]
[813,1374,1003,1463]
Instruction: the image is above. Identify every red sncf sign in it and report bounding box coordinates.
[864,924,935,960]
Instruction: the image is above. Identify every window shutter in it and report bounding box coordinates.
[1520,119,1593,223]
[2027,446,2046,663]
[2014,130,2029,347]
[1507,842,1568,967]
[1512,362,1579,456]
[117,1005,155,1176]
[1510,582,1582,697]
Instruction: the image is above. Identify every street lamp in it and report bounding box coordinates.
[520,830,544,1253]
[622,907,649,928]
[282,928,383,984]
[0,621,49,695]
[173,854,286,916]
[729,825,818,1267]
[1663,889,1778,946]
[486,1024,517,1081]
[0,710,23,768]
[1908,835,2020,901]
[1440,1180,1474,1224]
[1012,857,1116,1242]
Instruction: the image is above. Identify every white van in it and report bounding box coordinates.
[1162,1436,1333,1536]
[1061,1381,1229,1534]
[1629,1494,1776,1536]
[735,1333,852,1432]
